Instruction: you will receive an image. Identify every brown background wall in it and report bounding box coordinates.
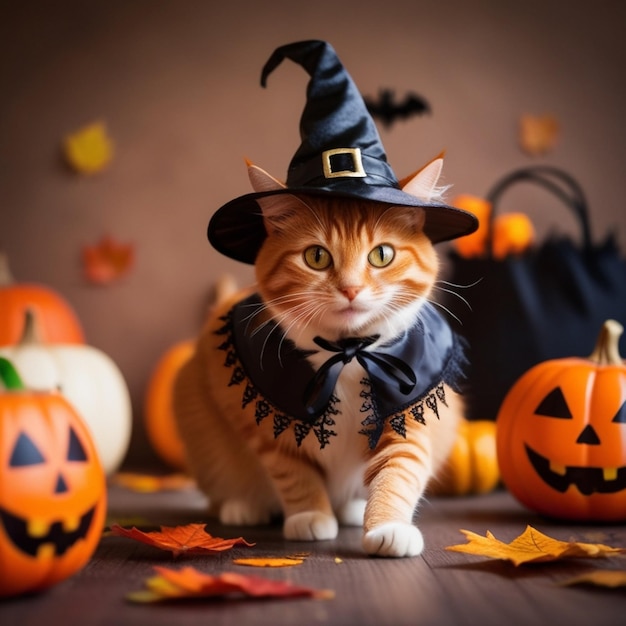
[2,0,625,466]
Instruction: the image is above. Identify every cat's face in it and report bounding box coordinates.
[254,194,439,344]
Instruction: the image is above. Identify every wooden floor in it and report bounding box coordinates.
[2,483,626,626]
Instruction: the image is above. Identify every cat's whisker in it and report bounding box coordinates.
[432,284,472,311]
[426,298,463,326]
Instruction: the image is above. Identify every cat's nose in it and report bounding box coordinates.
[340,286,361,301]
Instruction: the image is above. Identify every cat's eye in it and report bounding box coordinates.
[304,246,332,270]
[368,244,395,268]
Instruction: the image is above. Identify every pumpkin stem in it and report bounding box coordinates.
[588,319,624,366]
[18,308,42,346]
[0,252,14,288]
[0,357,26,390]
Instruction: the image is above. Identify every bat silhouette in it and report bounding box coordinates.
[364,89,431,129]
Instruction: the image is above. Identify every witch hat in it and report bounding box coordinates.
[208,40,477,264]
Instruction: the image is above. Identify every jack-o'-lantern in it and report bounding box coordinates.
[496,320,626,521]
[0,357,106,597]
[0,310,132,474]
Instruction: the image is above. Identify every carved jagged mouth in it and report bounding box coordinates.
[525,444,626,495]
[0,505,96,557]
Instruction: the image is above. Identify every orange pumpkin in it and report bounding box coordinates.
[496,320,626,521]
[0,357,106,597]
[430,419,499,496]
[0,253,84,345]
[144,340,194,470]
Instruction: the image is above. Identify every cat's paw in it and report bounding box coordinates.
[284,511,338,541]
[363,523,424,557]
[337,498,366,527]
[219,499,271,526]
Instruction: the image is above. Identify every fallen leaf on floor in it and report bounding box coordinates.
[518,113,560,156]
[111,472,195,493]
[334,557,343,564]
[63,121,114,174]
[126,565,334,603]
[560,570,626,589]
[110,523,254,557]
[233,557,306,567]
[82,235,134,285]
[445,525,626,566]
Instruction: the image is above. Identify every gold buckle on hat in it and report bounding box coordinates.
[322,148,367,179]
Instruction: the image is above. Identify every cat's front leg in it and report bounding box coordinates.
[361,437,431,557]
[256,446,338,541]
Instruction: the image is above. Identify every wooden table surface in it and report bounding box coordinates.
[2,483,625,626]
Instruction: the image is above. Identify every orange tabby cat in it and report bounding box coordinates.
[173,157,464,557]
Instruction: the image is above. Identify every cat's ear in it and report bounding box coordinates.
[247,161,301,236]
[247,161,287,193]
[399,154,447,202]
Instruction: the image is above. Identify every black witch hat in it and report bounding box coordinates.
[208,40,477,264]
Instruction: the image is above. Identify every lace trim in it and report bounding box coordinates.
[216,309,465,450]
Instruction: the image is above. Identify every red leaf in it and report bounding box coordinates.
[110,523,254,557]
[127,565,334,602]
[82,235,134,285]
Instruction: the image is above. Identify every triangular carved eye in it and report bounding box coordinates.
[535,387,572,419]
[612,401,626,424]
[10,433,46,467]
[576,424,601,445]
[67,427,88,462]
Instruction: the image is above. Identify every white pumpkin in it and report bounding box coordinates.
[0,309,132,474]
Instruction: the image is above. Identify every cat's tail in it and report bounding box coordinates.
[212,273,238,306]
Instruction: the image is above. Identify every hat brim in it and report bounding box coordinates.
[207,186,478,265]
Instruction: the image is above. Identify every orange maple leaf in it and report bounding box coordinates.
[560,569,626,589]
[82,235,134,285]
[111,472,195,493]
[110,523,254,557]
[127,565,334,603]
[446,525,626,566]
[232,556,306,567]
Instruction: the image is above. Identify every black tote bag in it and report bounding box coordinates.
[441,166,626,420]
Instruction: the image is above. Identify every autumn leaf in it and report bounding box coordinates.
[127,565,334,603]
[63,121,114,174]
[560,570,626,589]
[445,525,626,566]
[82,235,134,285]
[519,113,560,156]
[233,557,306,567]
[111,472,195,493]
[110,523,254,557]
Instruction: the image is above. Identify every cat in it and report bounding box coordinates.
[173,156,464,558]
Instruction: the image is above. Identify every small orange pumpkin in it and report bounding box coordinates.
[0,253,84,345]
[430,418,499,496]
[496,320,626,521]
[0,357,106,597]
[144,340,194,470]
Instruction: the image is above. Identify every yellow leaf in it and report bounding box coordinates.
[445,525,626,566]
[63,121,114,174]
[561,570,626,588]
[233,557,305,567]
[111,472,194,493]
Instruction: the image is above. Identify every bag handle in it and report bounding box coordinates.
[484,166,593,254]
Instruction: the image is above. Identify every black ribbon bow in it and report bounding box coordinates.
[302,335,417,420]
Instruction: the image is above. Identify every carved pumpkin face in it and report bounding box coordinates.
[0,390,106,597]
[496,322,626,521]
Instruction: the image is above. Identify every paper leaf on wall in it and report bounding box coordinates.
[519,114,560,156]
[126,565,334,603]
[110,523,254,557]
[445,525,626,566]
[82,235,134,285]
[63,121,114,174]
